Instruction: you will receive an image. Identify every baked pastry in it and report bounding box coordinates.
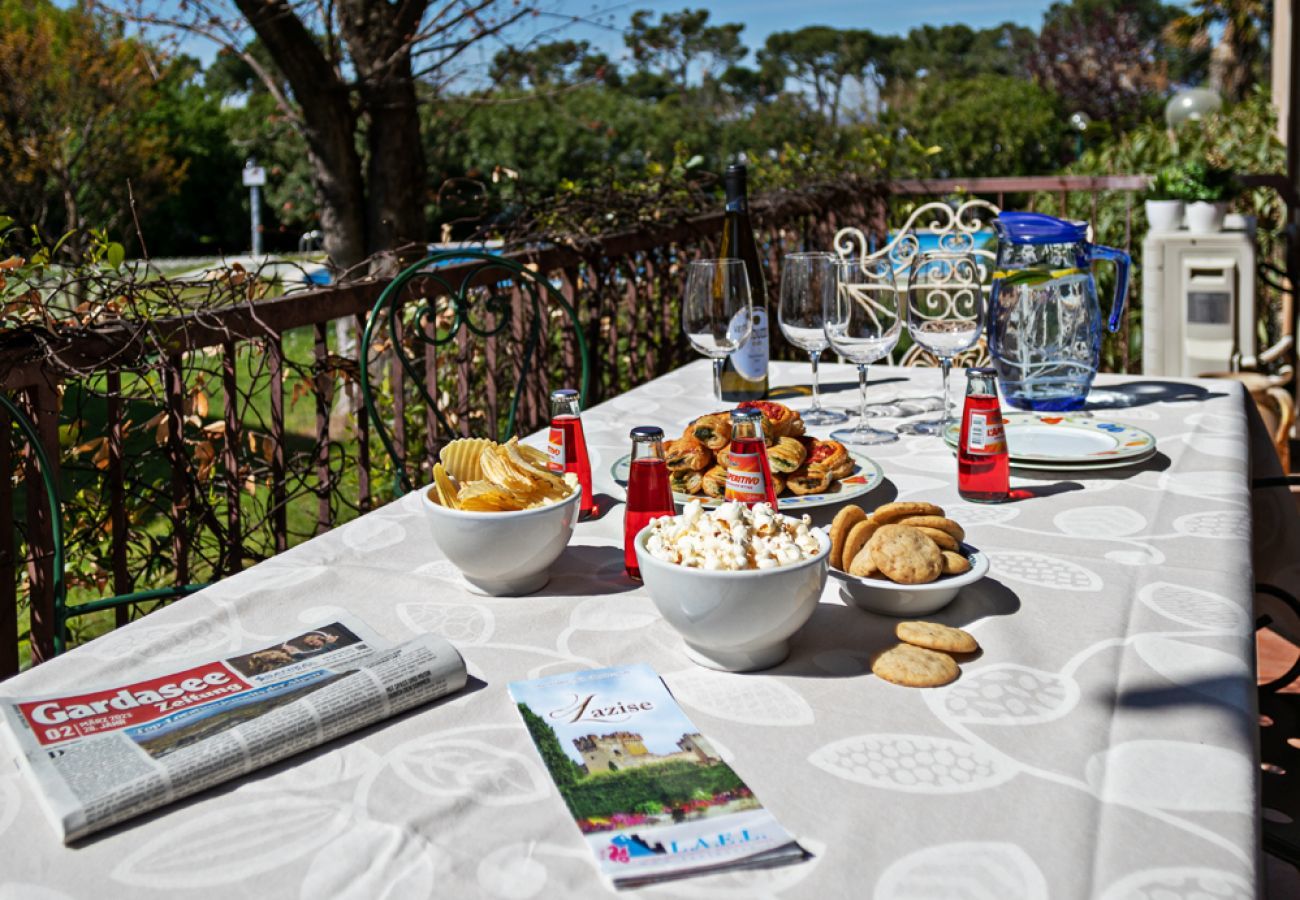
[670,469,704,494]
[664,436,709,471]
[715,443,732,469]
[787,462,832,495]
[691,413,732,449]
[770,472,786,497]
[738,401,805,438]
[802,437,852,479]
[701,465,728,498]
[766,436,808,474]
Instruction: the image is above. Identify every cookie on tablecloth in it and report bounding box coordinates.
[897,620,979,654]
[871,643,959,687]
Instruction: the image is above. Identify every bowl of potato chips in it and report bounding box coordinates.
[422,437,580,595]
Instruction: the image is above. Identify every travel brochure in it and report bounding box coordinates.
[509,664,808,888]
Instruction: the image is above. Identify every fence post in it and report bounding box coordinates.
[23,381,60,663]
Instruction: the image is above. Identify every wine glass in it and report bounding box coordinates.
[824,258,901,445]
[682,258,753,401]
[778,252,848,426]
[897,251,985,436]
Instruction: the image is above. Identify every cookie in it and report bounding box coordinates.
[848,546,880,577]
[913,525,959,552]
[869,524,943,585]
[942,551,972,576]
[841,520,880,573]
[896,620,979,654]
[870,501,945,524]
[896,515,966,542]
[871,643,959,687]
[829,505,867,569]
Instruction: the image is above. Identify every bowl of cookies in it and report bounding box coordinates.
[633,500,830,672]
[827,502,988,617]
[422,437,581,596]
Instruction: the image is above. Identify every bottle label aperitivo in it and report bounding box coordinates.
[724,449,769,504]
[546,426,565,472]
[965,411,1006,455]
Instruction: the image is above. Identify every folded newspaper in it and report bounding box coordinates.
[509,664,809,889]
[1,617,467,843]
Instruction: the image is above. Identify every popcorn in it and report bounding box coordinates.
[644,500,822,571]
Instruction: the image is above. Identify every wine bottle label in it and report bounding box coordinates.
[547,427,565,472]
[724,451,768,503]
[965,411,1006,455]
[729,308,769,381]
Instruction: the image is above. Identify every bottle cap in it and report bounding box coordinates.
[730,408,762,423]
[629,426,664,440]
[550,388,579,401]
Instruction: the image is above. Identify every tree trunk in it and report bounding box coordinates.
[232,0,368,269]
[362,63,428,258]
[1209,21,1241,102]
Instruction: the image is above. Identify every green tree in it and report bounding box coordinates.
[889,23,1032,82]
[518,703,580,787]
[760,27,895,126]
[490,40,618,89]
[625,9,746,90]
[888,74,1067,177]
[0,0,184,256]
[1167,1,1270,101]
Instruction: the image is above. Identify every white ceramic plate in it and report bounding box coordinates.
[1008,449,1158,472]
[943,413,1157,464]
[610,449,885,510]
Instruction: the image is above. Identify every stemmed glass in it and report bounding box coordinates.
[778,252,848,426]
[898,251,985,436]
[682,258,754,401]
[824,258,901,445]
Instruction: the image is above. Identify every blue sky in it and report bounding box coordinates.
[141,0,1059,69]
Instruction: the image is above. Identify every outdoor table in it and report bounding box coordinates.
[0,360,1264,898]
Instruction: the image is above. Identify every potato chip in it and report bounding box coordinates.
[440,438,495,483]
[458,481,524,511]
[503,438,569,494]
[479,446,537,492]
[432,463,461,510]
[516,443,551,468]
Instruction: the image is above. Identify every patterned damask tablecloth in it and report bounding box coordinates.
[0,360,1267,899]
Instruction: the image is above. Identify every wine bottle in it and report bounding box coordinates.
[717,163,769,401]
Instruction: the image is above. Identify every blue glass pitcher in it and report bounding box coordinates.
[988,212,1131,411]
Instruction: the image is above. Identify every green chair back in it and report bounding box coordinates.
[2,392,203,660]
[360,250,590,494]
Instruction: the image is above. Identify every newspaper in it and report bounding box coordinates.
[0,617,467,843]
[510,664,809,888]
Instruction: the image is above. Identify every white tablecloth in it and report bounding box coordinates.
[0,360,1262,899]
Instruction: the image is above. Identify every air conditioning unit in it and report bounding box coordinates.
[1142,227,1258,377]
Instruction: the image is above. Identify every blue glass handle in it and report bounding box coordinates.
[1088,244,1130,333]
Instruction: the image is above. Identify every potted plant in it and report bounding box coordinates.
[1179,161,1234,233]
[1145,165,1187,232]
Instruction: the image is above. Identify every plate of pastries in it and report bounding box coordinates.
[612,401,884,510]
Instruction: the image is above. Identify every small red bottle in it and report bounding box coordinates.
[958,367,1010,503]
[624,426,676,579]
[548,388,595,517]
[724,408,779,508]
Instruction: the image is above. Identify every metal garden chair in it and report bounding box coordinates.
[360,250,590,494]
[1,392,205,661]
[833,199,998,368]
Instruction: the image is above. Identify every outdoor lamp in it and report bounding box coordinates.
[1165,88,1222,128]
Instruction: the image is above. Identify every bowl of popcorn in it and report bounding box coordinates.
[422,437,581,596]
[633,500,830,672]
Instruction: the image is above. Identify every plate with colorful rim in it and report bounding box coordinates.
[610,450,885,510]
[943,413,1157,464]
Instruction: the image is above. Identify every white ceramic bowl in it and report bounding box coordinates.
[633,526,830,672]
[830,547,989,617]
[420,486,580,595]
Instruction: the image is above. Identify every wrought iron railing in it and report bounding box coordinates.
[2,173,1294,675]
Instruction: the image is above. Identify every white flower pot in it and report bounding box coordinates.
[1186,201,1228,234]
[1144,199,1184,232]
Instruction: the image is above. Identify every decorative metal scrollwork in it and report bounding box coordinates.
[833,199,1001,278]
